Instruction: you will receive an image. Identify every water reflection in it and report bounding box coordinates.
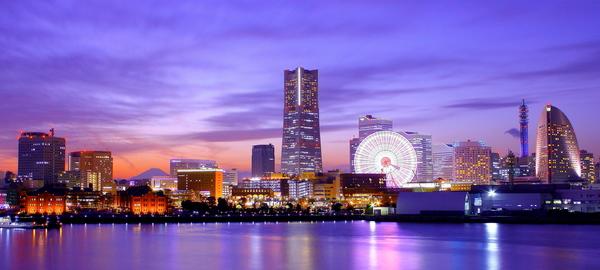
[485,223,499,270]
[1,222,600,269]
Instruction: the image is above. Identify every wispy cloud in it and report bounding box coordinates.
[1,1,599,177]
[444,99,520,110]
[505,128,520,138]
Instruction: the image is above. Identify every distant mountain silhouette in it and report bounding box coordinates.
[130,168,168,180]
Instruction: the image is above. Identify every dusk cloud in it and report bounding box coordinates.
[505,128,520,138]
[1,1,599,177]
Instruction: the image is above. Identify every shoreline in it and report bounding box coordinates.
[5,213,600,225]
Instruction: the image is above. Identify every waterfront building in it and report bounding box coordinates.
[401,131,433,182]
[130,192,168,215]
[223,168,239,186]
[580,150,596,183]
[535,105,581,183]
[241,177,286,196]
[18,129,66,186]
[453,140,492,184]
[397,184,600,215]
[150,175,178,191]
[230,187,274,199]
[240,174,295,197]
[22,188,66,215]
[281,67,323,175]
[340,173,387,197]
[433,144,454,181]
[169,159,217,176]
[252,144,275,177]
[177,168,224,198]
[312,171,341,200]
[69,151,113,191]
[65,188,107,212]
[350,115,393,172]
[312,181,339,200]
[164,190,195,208]
[114,186,168,214]
[396,192,468,215]
[340,173,397,207]
[554,189,600,213]
[287,179,313,199]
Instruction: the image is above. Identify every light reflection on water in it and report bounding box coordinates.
[1,222,600,270]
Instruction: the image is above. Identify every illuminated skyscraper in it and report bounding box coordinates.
[169,159,217,177]
[453,140,492,184]
[400,131,433,182]
[252,144,275,177]
[18,129,66,186]
[594,162,600,184]
[433,144,454,180]
[535,105,581,183]
[358,115,393,139]
[580,150,595,183]
[490,152,501,181]
[349,115,393,172]
[69,151,113,191]
[224,168,239,186]
[177,168,224,198]
[281,67,322,175]
[519,99,529,158]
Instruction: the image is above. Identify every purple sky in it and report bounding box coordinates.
[1,1,599,178]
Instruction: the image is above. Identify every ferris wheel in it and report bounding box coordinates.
[354,131,418,188]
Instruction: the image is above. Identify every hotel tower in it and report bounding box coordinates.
[281,67,323,175]
[535,105,581,183]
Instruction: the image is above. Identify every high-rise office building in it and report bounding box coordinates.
[69,151,113,191]
[595,161,600,184]
[519,99,529,158]
[177,168,224,198]
[535,105,581,183]
[169,159,217,177]
[453,140,492,184]
[580,150,596,183]
[349,138,361,173]
[281,67,322,175]
[433,144,454,181]
[252,144,275,177]
[358,115,393,139]
[18,129,66,186]
[499,151,517,183]
[401,131,433,182]
[223,168,239,186]
[490,152,501,181]
[349,115,393,172]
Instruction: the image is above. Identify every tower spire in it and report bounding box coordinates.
[519,99,529,158]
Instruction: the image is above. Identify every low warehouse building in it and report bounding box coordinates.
[396,192,468,215]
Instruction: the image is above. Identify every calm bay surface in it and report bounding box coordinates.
[1,221,600,270]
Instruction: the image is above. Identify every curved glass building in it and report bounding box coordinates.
[535,105,581,183]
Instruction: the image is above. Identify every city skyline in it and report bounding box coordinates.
[1,2,600,178]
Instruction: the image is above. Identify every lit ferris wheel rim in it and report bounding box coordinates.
[354,131,417,187]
